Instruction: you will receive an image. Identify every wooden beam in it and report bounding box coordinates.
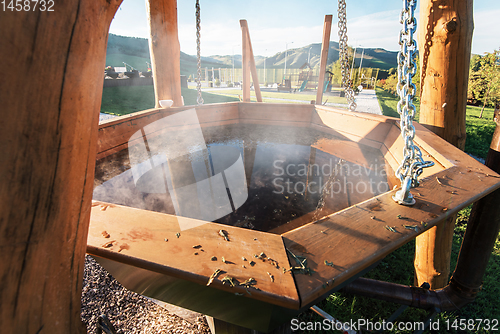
[241,20,251,102]
[245,24,263,103]
[146,0,183,107]
[0,1,122,332]
[316,15,333,105]
[240,20,262,102]
[415,0,474,289]
[418,0,473,149]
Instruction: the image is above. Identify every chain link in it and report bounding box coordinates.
[393,0,434,205]
[338,0,356,111]
[195,0,204,105]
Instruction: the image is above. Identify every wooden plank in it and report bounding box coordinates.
[0,1,122,333]
[382,124,405,168]
[239,119,311,129]
[240,20,262,102]
[241,20,251,102]
[412,123,455,169]
[312,138,382,168]
[380,145,400,179]
[310,123,383,150]
[87,202,299,309]
[238,103,314,123]
[315,105,398,123]
[383,124,451,183]
[311,107,394,146]
[146,0,182,107]
[283,161,500,307]
[97,103,240,158]
[316,15,333,104]
[97,120,240,160]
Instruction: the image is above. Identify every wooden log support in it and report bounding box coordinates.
[146,0,183,107]
[240,20,262,102]
[415,0,474,289]
[451,107,500,296]
[0,0,122,332]
[316,15,333,105]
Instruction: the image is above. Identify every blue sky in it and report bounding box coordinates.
[110,0,500,57]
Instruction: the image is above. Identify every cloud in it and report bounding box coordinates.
[347,10,402,51]
[179,10,403,56]
[179,21,324,57]
[471,9,500,54]
[109,3,499,57]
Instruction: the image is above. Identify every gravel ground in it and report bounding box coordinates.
[81,255,211,334]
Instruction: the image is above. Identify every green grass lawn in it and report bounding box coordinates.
[100,85,239,116]
[203,88,348,105]
[100,86,346,116]
[375,87,496,159]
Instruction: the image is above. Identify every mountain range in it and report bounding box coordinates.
[105,33,398,76]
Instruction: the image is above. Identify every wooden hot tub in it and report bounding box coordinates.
[87,102,500,332]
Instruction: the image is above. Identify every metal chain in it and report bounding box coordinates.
[195,0,204,105]
[338,0,356,111]
[393,0,434,205]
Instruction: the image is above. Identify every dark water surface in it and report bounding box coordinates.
[94,123,390,233]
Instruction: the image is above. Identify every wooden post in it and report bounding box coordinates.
[146,0,183,107]
[316,15,333,105]
[0,0,122,332]
[415,0,474,289]
[240,20,262,102]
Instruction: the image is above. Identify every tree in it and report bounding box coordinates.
[327,60,342,85]
[468,50,500,118]
[327,53,354,87]
[377,55,420,99]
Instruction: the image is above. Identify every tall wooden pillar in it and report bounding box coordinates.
[240,20,262,103]
[316,15,333,105]
[415,0,474,289]
[0,0,122,332]
[146,0,183,107]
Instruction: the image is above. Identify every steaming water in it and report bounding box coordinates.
[93,124,390,234]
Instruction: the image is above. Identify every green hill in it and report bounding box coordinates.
[254,42,398,70]
[105,33,230,75]
[105,34,398,75]
[106,34,151,71]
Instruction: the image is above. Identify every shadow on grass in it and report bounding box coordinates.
[375,87,421,122]
[375,88,400,118]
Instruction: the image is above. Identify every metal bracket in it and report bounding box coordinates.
[392,176,416,205]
